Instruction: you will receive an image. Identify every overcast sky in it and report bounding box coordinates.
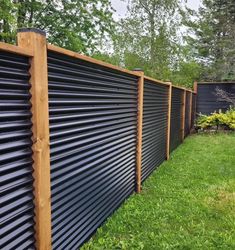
[111,0,202,20]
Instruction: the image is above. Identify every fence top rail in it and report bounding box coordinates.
[144,76,171,87]
[172,85,194,93]
[198,81,235,84]
[47,44,142,78]
[186,89,195,93]
[172,85,187,91]
[0,42,33,57]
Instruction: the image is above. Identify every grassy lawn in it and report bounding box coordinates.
[82,133,235,250]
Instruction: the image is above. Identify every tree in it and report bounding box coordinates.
[0,0,16,43]
[110,0,183,80]
[0,0,115,54]
[187,0,235,81]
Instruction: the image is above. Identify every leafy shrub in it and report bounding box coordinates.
[197,108,235,130]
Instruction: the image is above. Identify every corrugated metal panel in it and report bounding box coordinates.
[47,51,138,249]
[184,91,191,137]
[197,83,235,115]
[0,51,35,249]
[191,93,196,128]
[170,87,183,153]
[141,80,168,182]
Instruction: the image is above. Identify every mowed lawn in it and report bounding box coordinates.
[82,133,235,250]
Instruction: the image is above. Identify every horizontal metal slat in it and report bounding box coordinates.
[50,116,135,139]
[52,153,135,219]
[51,135,135,180]
[48,53,138,83]
[51,140,136,189]
[49,80,137,93]
[48,50,137,249]
[52,165,135,236]
[142,80,168,183]
[0,51,35,249]
[63,185,134,249]
[51,147,135,200]
[53,177,134,249]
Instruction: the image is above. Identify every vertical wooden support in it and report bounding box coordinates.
[166,83,172,160]
[17,28,51,250]
[136,71,144,193]
[193,81,198,94]
[181,89,186,141]
[189,91,193,129]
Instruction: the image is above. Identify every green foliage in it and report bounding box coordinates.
[186,0,235,81]
[92,52,121,66]
[94,0,203,88]
[197,109,235,130]
[0,0,16,42]
[171,61,202,88]
[0,0,115,54]
[82,134,235,249]
[108,0,199,86]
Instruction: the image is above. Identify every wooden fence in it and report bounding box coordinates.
[0,28,196,250]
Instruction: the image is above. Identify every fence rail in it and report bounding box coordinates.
[0,28,196,250]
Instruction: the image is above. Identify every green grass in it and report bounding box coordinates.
[82,133,235,250]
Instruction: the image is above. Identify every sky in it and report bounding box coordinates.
[111,0,202,20]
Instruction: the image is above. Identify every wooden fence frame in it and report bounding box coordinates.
[181,89,186,141]
[166,83,172,160]
[0,28,196,249]
[136,72,144,193]
[17,29,52,250]
[189,91,193,129]
[143,77,172,161]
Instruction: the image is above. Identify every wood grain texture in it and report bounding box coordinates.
[136,72,144,193]
[0,41,33,56]
[194,81,198,93]
[17,31,52,250]
[166,83,172,160]
[189,92,193,129]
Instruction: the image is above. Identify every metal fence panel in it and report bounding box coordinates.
[191,93,196,128]
[0,51,35,249]
[197,83,235,115]
[47,51,138,249]
[142,80,168,182]
[170,87,184,153]
[184,91,191,137]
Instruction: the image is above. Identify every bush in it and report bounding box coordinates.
[197,108,235,131]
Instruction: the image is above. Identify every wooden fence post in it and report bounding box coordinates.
[194,81,198,94]
[166,83,172,160]
[189,91,193,129]
[17,28,51,250]
[135,70,144,193]
[181,89,186,141]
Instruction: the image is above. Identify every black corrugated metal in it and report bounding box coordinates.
[170,87,183,153]
[0,51,35,249]
[141,80,168,182]
[47,51,138,249]
[191,93,196,129]
[184,91,191,137]
[197,83,235,115]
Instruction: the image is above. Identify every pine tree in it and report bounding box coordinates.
[190,0,235,81]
